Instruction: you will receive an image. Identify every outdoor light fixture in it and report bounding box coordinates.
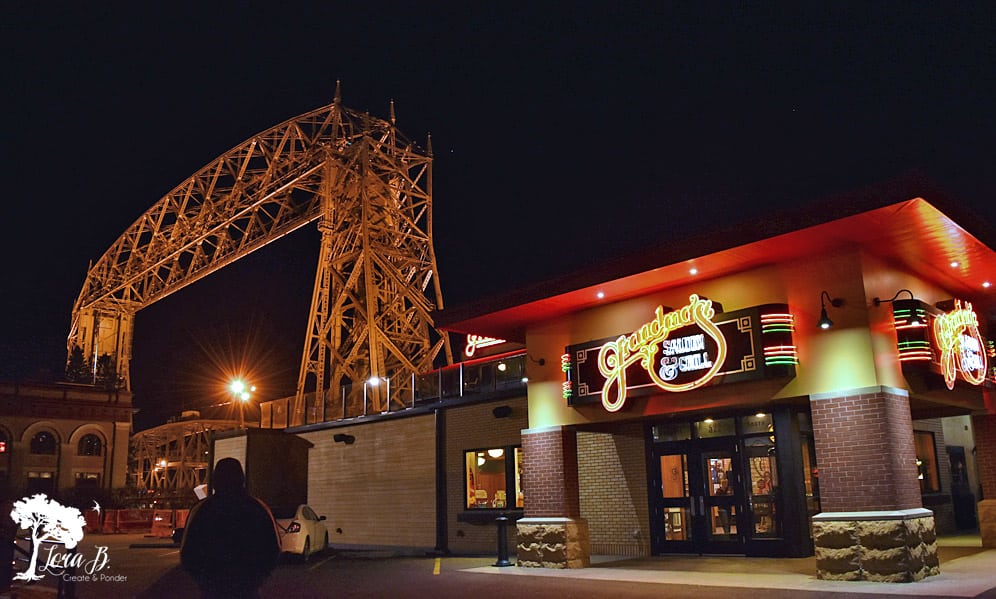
[333,433,355,445]
[874,289,923,327]
[818,291,843,330]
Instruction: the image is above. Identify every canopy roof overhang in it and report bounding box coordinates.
[436,174,995,342]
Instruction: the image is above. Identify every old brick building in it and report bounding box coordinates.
[0,381,132,498]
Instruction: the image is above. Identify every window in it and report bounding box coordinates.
[464,446,523,510]
[78,434,103,456]
[75,472,100,488]
[914,430,941,493]
[30,431,57,455]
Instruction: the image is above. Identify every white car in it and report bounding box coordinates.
[273,504,329,560]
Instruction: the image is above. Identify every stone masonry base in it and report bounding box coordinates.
[979,499,996,548]
[812,509,939,582]
[516,517,590,569]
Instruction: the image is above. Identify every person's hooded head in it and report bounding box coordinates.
[212,458,246,495]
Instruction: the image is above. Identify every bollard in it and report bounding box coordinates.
[493,515,512,567]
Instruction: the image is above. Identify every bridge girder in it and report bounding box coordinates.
[68,97,452,420]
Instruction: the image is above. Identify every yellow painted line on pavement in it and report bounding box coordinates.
[308,554,336,572]
[433,557,441,575]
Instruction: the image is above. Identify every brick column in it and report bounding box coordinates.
[516,425,590,568]
[809,386,938,582]
[971,412,996,548]
[811,387,921,512]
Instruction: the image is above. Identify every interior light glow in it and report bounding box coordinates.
[755,412,766,418]
[497,362,507,372]
[487,448,504,459]
[704,418,714,423]
[596,291,605,299]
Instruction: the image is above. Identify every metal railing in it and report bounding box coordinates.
[260,352,527,428]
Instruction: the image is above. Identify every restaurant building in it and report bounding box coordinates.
[434,176,995,582]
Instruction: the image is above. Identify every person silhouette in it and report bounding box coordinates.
[180,458,281,598]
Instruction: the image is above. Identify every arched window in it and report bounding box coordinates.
[78,434,103,457]
[30,431,58,455]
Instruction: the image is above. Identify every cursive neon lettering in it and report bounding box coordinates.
[933,300,988,389]
[596,294,727,412]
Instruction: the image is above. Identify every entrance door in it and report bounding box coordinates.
[651,438,743,554]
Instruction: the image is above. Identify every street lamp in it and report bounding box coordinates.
[230,379,256,429]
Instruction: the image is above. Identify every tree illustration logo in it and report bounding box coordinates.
[10,493,87,581]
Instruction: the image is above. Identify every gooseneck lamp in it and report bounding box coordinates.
[873,289,923,327]
[818,291,843,330]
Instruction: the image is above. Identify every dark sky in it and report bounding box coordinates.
[3,3,996,429]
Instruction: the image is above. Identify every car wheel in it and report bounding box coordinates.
[302,537,311,562]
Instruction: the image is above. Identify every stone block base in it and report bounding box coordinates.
[812,509,939,582]
[979,499,996,548]
[515,517,590,569]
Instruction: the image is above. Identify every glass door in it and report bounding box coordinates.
[651,438,744,554]
[698,440,742,552]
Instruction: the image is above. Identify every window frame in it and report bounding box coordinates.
[78,433,103,457]
[463,445,522,512]
[30,431,58,455]
[914,430,941,494]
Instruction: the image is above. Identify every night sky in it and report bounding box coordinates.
[3,4,996,430]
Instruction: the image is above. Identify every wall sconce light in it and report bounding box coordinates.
[333,433,355,445]
[527,355,545,366]
[818,291,843,330]
[873,289,923,326]
[492,405,512,419]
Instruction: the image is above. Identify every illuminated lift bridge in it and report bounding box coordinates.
[67,84,452,429]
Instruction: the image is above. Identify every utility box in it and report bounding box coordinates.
[211,428,313,513]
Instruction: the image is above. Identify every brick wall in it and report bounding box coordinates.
[973,413,996,500]
[300,415,436,549]
[521,426,581,518]
[811,388,921,512]
[578,423,651,556]
[445,397,528,554]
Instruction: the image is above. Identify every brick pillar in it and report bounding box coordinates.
[971,412,996,548]
[809,386,938,582]
[811,387,921,512]
[516,425,590,568]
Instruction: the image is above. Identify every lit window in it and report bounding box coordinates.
[914,430,941,493]
[465,447,523,510]
[75,472,100,488]
[78,434,103,456]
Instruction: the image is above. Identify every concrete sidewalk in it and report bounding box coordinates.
[463,535,996,597]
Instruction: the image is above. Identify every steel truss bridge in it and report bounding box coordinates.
[68,86,452,427]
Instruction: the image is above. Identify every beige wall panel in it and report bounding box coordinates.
[302,415,436,549]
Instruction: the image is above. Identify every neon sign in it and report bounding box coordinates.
[596,295,727,412]
[464,335,506,357]
[933,300,988,389]
[561,353,573,400]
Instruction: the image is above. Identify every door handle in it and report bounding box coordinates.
[689,496,696,516]
[699,496,705,515]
